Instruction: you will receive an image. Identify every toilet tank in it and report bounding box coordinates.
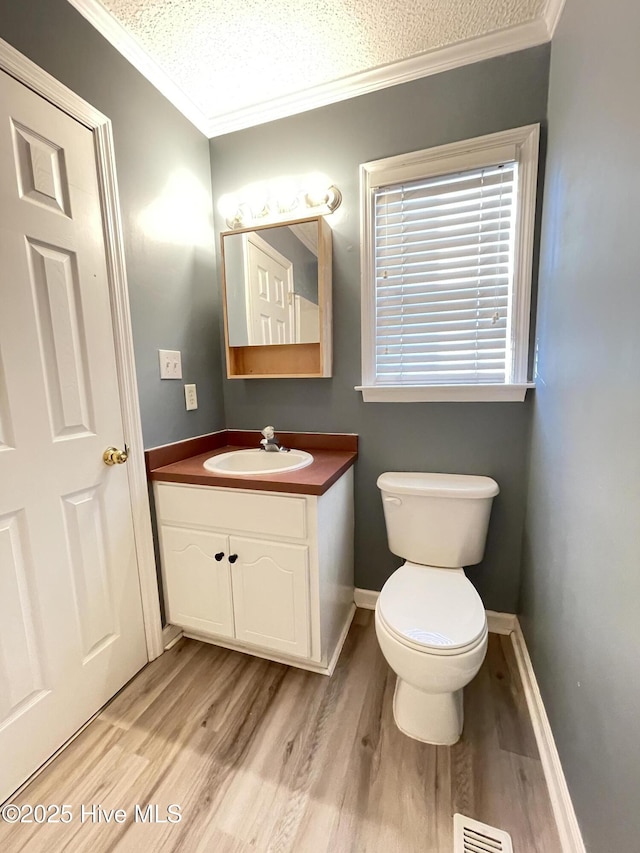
[377,472,499,568]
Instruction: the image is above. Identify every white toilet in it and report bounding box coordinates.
[375,472,499,746]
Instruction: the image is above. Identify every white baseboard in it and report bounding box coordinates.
[162,623,183,650]
[485,609,518,634]
[354,588,379,609]
[511,619,586,853]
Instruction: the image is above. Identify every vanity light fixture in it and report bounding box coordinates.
[218,174,342,229]
[304,184,342,214]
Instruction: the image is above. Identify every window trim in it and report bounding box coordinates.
[357,124,540,402]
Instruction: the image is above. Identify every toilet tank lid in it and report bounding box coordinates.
[377,472,499,499]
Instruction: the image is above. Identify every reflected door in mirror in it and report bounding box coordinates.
[246,234,294,345]
[224,222,320,347]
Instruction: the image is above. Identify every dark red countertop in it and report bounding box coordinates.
[146,430,358,496]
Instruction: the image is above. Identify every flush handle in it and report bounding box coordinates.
[214,552,225,561]
[383,496,402,506]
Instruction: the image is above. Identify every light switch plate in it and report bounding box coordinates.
[184,383,198,410]
[159,349,182,379]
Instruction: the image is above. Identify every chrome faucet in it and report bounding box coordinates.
[259,425,289,452]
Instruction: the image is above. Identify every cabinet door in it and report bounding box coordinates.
[161,526,234,638]
[229,536,310,659]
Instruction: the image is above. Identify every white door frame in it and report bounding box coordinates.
[0,37,164,660]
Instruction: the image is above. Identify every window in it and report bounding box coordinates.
[357,125,539,402]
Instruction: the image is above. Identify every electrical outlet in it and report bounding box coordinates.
[159,349,182,379]
[184,383,198,411]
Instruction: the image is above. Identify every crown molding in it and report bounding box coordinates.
[65,0,211,135]
[543,0,567,38]
[66,0,553,140]
[204,17,550,137]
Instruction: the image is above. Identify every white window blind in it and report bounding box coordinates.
[374,162,517,386]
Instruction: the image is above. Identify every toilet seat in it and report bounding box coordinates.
[377,562,487,656]
[377,608,487,657]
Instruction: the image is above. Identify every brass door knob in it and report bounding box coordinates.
[103,446,129,466]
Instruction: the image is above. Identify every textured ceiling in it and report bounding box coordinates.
[89,0,550,133]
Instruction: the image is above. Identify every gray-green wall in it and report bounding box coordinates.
[520,0,640,849]
[0,0,225,448]
[210,47,550,609]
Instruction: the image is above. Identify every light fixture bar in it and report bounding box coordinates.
[219,177,342,229]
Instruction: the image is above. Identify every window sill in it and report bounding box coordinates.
[355,384,534,403]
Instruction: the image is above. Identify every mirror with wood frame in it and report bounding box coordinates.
[220,216,332,378]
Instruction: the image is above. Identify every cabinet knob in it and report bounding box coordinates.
[228,554,238,564]
[215,552,224,561]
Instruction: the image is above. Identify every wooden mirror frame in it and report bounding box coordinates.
[220,216,332,379]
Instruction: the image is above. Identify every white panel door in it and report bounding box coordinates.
[230,536,310,658]
[245,234,294,345]
[160,526,234,638]
[0,69,147,802]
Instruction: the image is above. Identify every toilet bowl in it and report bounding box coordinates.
[375,562,488,744]
[375,472,499,745]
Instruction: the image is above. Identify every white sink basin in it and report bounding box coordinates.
[203,448,314,476]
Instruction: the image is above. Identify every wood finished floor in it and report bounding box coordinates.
[1,610,561,852]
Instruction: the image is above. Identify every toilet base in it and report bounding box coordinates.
[393,678,464,745]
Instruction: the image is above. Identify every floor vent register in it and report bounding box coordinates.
[454,814,514,852]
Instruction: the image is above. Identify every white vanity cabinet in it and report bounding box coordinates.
[154,468,354,674]
[229,536,311,658]
[161,526,234,639]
